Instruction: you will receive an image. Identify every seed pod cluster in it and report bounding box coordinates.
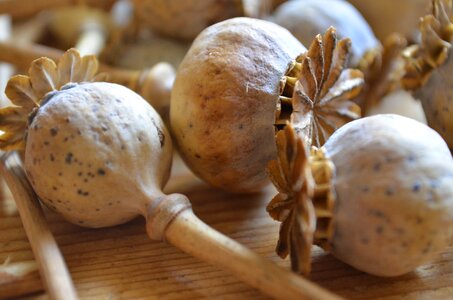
[2,1,453,293]
[171,18,363,192]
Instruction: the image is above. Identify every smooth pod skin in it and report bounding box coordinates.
[324,114,453,276]
[110,37,189,69]
[24,82,172,228]
[348,0,430,41]
[366,90,427,124]
[270,0,379,65]
[171,17,305,193]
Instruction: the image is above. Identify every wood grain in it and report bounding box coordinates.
[1,154,453,299]
[0,152,77,300]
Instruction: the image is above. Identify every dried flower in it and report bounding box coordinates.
[402,0,453,90]
[276,27,363,148]
[0,49,102,150]
[356,33,407,114]
[267,123,336,275]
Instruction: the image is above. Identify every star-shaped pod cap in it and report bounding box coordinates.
[267,123,336,275]
[276,27,363,148]
[403,0,453,90]
[0,49,105,150]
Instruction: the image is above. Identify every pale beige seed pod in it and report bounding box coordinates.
[270,0,379,66]
[324,115,453,276]
[0,50,172,227]
[268,115,453,276]
[25,82,172,227]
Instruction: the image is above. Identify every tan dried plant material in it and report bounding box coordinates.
[0,49,103,150]
[402,0,453,90]
[356,33,408,114]
[0,258,38,279]
[276,27,363,148]
[267,123,335,275]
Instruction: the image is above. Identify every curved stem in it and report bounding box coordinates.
[163,208,342,300]
[0,41,162,105]
[0,152,78,300]
[75,25,108,57]
[0,0,116,20]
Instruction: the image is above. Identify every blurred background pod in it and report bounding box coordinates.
[269,0,380,66]
[402,0,453,151]
[347,0,431,42]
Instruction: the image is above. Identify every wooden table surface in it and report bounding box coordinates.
[1,154,453,300]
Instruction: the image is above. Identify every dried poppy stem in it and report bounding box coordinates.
[2,150,342,300]
[0,41,174,117]
[47,6,112,56]
[0,0,116,20]
[0,152,77,300]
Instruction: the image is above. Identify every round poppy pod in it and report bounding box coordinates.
[171,17,305,192]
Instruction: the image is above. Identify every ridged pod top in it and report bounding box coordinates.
[267,124,335,275]
[276,27,363,148]
[0,49,105,150]
[403,0,453,90]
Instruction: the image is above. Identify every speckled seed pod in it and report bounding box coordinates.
[270,0,379,65]
[0,50,171,228]
[25,82,171,227]
[132,0,244,41]
[268,114,453,276]
[324,115,453,276]
[171,17,305,192]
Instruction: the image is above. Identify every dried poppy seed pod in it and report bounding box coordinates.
[402,0,453,151]
[268,115,453,276]
[171,17,305,192]
[348,0,431,42]
[26,82,173,227]
[270,0,379,66]
[132,0,245,41]
[1,50,173,227]
[171,19,363,193]
[0,48,341,300]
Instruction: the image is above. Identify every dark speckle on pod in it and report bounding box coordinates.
[65,152,73,164]
[50,128,58,136]
[412,182,421,192]
[373,162,381,171]
[376,226,384,234]
[323,115,453,277]
[24,82,172,229]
